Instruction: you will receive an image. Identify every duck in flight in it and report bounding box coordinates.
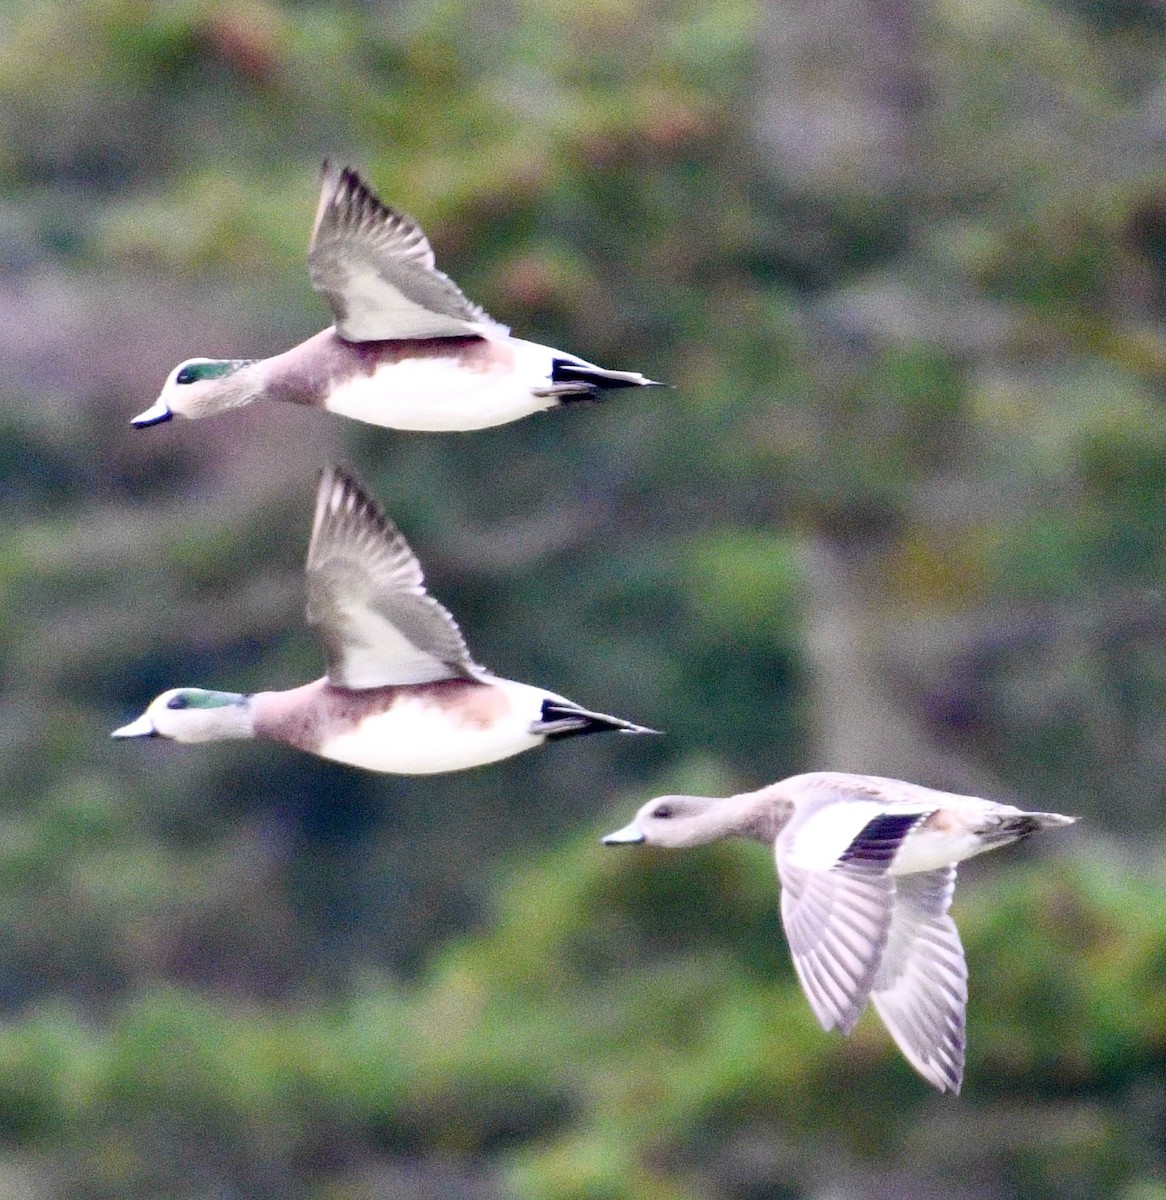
[603,772,1074,1092]
[131,163,661,432]
[112,466,656,772]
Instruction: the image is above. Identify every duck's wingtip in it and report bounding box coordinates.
[320,156,352,179]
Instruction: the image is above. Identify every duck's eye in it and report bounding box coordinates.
[166,694,189,710]
[652,805,673,820]
[175,364,200,384]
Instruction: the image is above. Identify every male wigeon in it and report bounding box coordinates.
[113,466,657,772]
[131,163,661,431]
[603,772,1074,1092]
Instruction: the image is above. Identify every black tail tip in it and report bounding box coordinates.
[535,699,660,740]
[1007,812,1076,840]
[550,360,661,391]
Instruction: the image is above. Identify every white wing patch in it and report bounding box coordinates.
[308,163,509,342]
[305,466,484,688]
[783,800,893,871]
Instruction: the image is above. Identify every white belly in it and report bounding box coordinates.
[317,687,545,774]
[324,340,561,431]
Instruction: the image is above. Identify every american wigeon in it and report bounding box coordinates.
[131,163,662,431]
[112,466,657,772]
[603,772,1074,1092]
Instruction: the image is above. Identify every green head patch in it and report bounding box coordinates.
[165,689,244,711]
[175,359,249,385]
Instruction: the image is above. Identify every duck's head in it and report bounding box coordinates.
[131,358,259,427]
[111,688,254,742]
[603,787,794,849]
[602,794,723,849]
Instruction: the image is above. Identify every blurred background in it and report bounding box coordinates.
[1,0,1165,1195]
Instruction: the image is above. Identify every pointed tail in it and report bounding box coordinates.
[531,698,660,740]
[550,359,665,392]
[990,811,1076,845]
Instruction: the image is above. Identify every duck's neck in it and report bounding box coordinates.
[211,363,265,412]
[661,790,795,848]
[723,787,795,844]
[211,699,257,739]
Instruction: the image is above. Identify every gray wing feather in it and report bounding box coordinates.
[306,466,484,687]
[777,860,896,1034]
[307,163,508,342]
[870,867,967,1093]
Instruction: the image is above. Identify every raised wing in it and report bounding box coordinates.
[307,163,509,342]
[871,867,967,1093]
[777,859,895,1034]
[306,466,484,688]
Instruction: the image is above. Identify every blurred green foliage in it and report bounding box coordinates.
[1,0,1166,1196]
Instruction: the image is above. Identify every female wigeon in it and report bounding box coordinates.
[603,772,1074,1092]
[131,163,661,432]
[113,466,656,772]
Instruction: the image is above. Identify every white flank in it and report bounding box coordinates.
[888,813,1011,875]
[317,678,548,774]
[323,338,561,431]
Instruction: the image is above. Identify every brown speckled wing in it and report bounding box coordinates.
[305,466,484,688]
[871,867,967,1093]
[307,163,509,342]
